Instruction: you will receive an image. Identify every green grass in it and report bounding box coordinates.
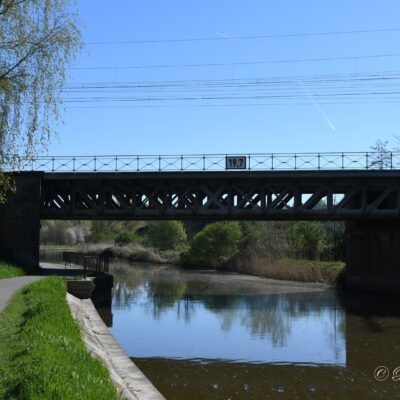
[0,261,27,279]
[227,256,345,284]
[41,245,76,249]
[0,277,122,400]
[280,258,345,272]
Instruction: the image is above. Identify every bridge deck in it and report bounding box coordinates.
[40,170,400,220]
[11,151,400,173]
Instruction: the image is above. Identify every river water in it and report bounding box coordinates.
[102,260,400,399]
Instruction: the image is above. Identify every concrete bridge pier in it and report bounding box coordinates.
[345,220,400,295]
[0,172,42,268]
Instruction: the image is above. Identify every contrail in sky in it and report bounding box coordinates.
[299,81,336,131]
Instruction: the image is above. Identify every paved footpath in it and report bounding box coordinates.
[0,276,43,314]
[0,262,87,314]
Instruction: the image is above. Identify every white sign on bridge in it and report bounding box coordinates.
[226,156,247,169]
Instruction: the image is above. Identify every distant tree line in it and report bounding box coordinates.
[40,219,345,266]
[181,220,345,269]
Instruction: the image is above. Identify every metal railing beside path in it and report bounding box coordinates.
[5,151,400,173]
[63,251,109,276]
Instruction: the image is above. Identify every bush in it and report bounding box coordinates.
[40,223,68,245]
[89,221,120,243]
[145,221,187,250]
[324,222,346,260]
[114,230,140,246]
[291,221,326,260]
[240,221,292,257]
[40,221,89,246]
[183,222,242,269]
[90,232,114,243]
[65,225,89,245]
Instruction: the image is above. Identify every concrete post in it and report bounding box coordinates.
[0,172,43,268]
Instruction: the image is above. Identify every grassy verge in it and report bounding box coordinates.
[227,255,345,284]
[41,245,76,249]
[0,261,27,279]
[0,277,121,400]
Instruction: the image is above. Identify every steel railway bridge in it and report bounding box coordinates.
[1,152,400,295]
[41,170,400,220]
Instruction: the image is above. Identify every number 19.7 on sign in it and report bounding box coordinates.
[226,156,247,169]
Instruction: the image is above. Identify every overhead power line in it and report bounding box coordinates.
[83,27,400,46]
[58,70,400,107]
[69,52,400,71]
[65,99,400,109]
[3,27,399,50]
[63,70,400,89]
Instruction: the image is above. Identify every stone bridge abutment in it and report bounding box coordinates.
[345,219,400,295]
[0,172,42,268]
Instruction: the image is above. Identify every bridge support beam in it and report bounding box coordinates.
[0,172,42,268]
[345,220,400,295]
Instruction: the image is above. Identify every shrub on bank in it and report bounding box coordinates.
[182,222,242,269]
[91,232,115,243]
[114,230,141,246]
[101,243,167,263]
[145,221,187,250]
[240,221,292,258]
[40,221,89,246]
[0,276,120,400]
[291,221,326,260]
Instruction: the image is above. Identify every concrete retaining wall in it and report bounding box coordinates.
[67,293,165,400]
[67,280,92,299]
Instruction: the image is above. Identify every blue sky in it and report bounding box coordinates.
[49,0,400,156]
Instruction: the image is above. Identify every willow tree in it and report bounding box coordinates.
[0,0,82,202]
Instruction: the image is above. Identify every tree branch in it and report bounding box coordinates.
[0,0,26,16]
[0,27,64,81]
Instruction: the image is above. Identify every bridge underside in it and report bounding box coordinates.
[2,170,400,295]
[41,171,400,220]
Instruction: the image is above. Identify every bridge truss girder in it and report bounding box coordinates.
[40,171,400,220]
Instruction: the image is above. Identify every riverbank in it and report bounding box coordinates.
[78,243,345,285]
[0,277,121,400]
[226,255,345,285]
[68,292,165,400]
[112,260,332,296]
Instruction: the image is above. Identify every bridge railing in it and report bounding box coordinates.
[5,152,400,172]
